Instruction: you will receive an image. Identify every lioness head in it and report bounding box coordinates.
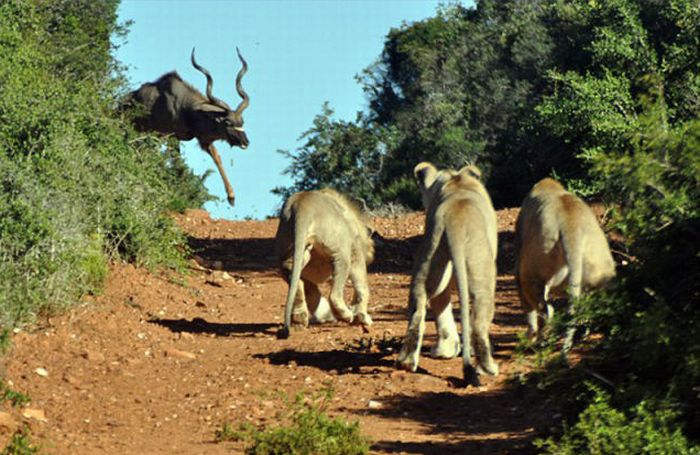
[413,161,484,210]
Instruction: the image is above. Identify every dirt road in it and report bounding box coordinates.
[2,208,560,454]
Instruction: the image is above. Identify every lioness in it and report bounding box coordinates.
[397,162,499,386]
[275,188,375,339]
[515,177,616,350]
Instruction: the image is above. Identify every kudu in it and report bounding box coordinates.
[126,48,250,206]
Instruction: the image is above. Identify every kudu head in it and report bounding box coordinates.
[190,47,250,149]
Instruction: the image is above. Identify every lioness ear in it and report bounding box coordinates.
[458,163,482,180]
[414,162,438,190]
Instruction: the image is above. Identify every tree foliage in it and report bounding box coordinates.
[277,0,699,208]
[0,0,210,326]
[274,0,700,448]
[273,103,389,209]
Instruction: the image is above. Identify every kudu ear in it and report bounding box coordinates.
[199,103,227,113]
[414,162,438,191]
[458,163,482,180]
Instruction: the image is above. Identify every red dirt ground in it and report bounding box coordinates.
[1,208,564,454]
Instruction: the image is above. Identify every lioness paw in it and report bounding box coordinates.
[396,355,419,372]
[291,311,309,328]
[333,306,354,324]
[431,338,461,359]
[310,297,337,324]
[476,358,499,377]
[352,311,373,328]
[396,345,420,372]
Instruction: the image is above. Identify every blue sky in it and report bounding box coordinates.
[116,0,448,219]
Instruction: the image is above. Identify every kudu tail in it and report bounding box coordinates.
[445,220,480,387]
[278,216,311,339]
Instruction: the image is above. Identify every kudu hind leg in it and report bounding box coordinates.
[204,144,236,206]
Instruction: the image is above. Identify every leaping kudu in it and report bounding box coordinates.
[126,48,250,206]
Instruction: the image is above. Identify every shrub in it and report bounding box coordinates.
[222,387,369,455]
[0,1,209,327]
[2,427,39,455]
[0,383,30,408]
[536,386,697,455]
[536,101,700,449]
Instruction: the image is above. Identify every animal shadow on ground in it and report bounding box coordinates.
[253,348,400,376]
[150,317,277,338]
[370,234,422,275]
[187,236,276,272]
[363,385,550,455]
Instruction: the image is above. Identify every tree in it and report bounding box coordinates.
[273,103,387,209]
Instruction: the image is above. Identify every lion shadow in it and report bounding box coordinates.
[359,385,552,454]
[187,236,277,272]
[252,348,426,376]
[149,317,277,337]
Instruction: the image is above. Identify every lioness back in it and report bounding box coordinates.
[521,178,615,287]
[275,188,375,337]
[515,177,616,341]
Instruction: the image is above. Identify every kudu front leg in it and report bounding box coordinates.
[203,143,236,206]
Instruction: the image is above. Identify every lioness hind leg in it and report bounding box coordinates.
[472,291,499,376]
[328,258,354,323]
[349,260,372,330]
[290,280,310,328]
[305,281,336,324]
[430,290,460,359]
[562,281,582,354]
[398,274,435,372]
[519,279,541,340]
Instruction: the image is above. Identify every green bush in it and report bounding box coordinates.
[2,427,39,455]
[223,387,369,455]
[537,386,697,455]
[0,382,30,408]
[537,102,700,450]
[0,1,209,327]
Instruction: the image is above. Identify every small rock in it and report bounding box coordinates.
[367,400,383,410]
[22,408,47,422]
[205,278,223,288]
[62,373,82,388]
[81,350,105,362]
[178,332,195,341]
[34,367,49,378]
[414,374,446,389]
[164,348,196,360]
[390,370,408,381]
[0,411,17,430]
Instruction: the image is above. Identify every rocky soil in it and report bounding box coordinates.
[0,208,563,454]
